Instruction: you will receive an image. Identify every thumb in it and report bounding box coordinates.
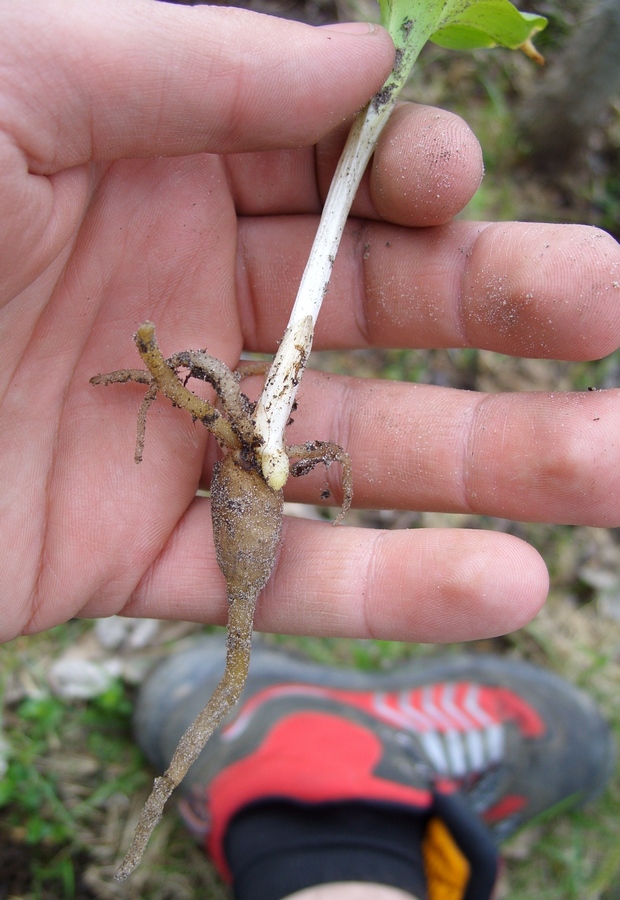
[3,0,395,173]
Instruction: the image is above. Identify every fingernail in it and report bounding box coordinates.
[320,21,378,36]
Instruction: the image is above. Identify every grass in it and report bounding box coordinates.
[2,1,620,896]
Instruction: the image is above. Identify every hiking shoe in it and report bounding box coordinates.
[134,635,613,881]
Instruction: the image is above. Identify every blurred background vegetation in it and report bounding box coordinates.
[2,0,619,897]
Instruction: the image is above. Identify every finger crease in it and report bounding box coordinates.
[455,224,490,348]
[460,391,490,516]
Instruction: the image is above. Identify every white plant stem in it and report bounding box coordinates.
[254,98,395,489]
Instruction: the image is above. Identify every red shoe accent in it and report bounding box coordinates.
[207,711,433,879]
[487,688,545,738]
[482,795,528,824]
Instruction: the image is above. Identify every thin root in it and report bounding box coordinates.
[114,661,249,880]
[287,440,353,524]
[134,384,158,463]
[89,369,152,387]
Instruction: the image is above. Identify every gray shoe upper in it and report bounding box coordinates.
[134,634,614,841]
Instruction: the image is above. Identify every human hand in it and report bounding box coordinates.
[2,0,619,646]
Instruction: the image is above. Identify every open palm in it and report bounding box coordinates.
[2,0,619,645]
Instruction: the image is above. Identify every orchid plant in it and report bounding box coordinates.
[92,0,547,879]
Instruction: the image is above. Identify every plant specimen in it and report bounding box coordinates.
[91,0,546,879]
[92,323,353,879]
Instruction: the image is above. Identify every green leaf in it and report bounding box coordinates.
[376,0,547,65]
[431,2,547,52]
[430,24,497,50]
